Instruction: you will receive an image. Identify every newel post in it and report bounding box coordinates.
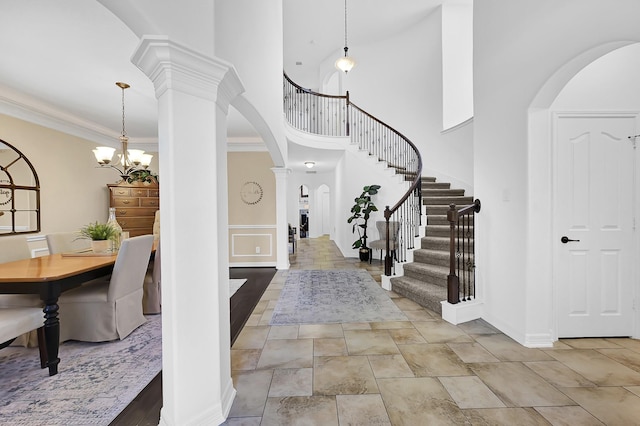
[384,206,392,276]
[447,203,459,304]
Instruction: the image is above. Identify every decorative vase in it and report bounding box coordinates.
[359,247,370,262]
[91,240,110,253]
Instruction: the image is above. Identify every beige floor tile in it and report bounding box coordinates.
[258,309,274,326]
[413,320,473,343]
[597,348,640,373]
[220,416,262,426]
[470,362,576,407]
[560,387,640,425]
[456,319,501,335]
[377,377,468,425]
[370,320,414,330]
[228,370,274,417]
[243,313,261,327]
[256,339,314,369]
[439,376,506,409]
[463,407,552,425]
[298,323,344,339]
[524,361,596,388]
[546,349,640,386]
[403,309,437,321]
[447,342,500,363]
[392,297,425,311]
[344,329,400,355]
[313,356,379,395]
[388,328,427,345]
[534,406,604,426]
[626,385,640,397]
[267,325,298,340]
[251,300,269,314]
[367,354,415,378]
[231,349,262,371]
[336,394,391,426]
[314,338,348,356]
[560,337,623,349]
[474,334,554,361]
[260,289,282,301]
[605,338,640,353]
[261,396,338,426]
[399,343,473,377]
[341,322,372,331]
[545,340,574,350]
[232,326,270,350]
[268,368,313,397]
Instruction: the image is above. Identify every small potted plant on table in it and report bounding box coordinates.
[347,184,381,262]
[79,222,118,253]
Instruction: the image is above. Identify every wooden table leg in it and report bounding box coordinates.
[42,301,60,376]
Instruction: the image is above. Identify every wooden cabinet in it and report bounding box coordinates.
[108,182,159,237]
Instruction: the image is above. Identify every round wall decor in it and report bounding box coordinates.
[240,181,263,205]
[0,179,12,206]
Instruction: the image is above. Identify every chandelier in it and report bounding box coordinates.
[335,0,356,73]
[93,82,152,181]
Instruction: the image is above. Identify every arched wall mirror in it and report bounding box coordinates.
[0,139,40,235]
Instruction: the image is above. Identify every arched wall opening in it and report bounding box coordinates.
[526,41,640,343]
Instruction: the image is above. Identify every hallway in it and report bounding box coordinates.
[225,236,640,425]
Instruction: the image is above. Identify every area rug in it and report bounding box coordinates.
[270,269,408,325]
[229,278,247,297]
[0,314,162,425]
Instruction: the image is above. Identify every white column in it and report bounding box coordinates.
[132,36,244,426]
[272,167,291,270]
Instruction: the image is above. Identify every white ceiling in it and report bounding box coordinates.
[0,0,441,152]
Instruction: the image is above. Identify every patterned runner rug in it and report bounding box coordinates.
[0,314,161,425]
[270,269,407,325]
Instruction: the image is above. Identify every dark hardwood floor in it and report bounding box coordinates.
[110,267,277,426]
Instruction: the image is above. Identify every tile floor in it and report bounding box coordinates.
[224,236,640,425]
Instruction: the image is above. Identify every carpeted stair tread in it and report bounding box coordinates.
[402,262,448,287]
[421,236,450,251]
[427,224,474,237]
[390,276,447,314]
[413,249,450,267]
[422,182,451,190]
[425,205,453,215]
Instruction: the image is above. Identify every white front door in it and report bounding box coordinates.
[555,113,637,338]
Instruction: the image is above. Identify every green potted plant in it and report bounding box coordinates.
[347,184,381,261]
[78,222,118,253]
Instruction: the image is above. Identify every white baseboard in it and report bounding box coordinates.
[229,261,277,268]
[524,333,554,348]
[441,299,483,325]
[381,275,392,291]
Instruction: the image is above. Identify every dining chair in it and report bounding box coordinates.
[0,236,42,347]
[46,231,91,254]
[57,235,153,342]
[0,307,47,367]
[142,239,161,314]
[368,220,400,264]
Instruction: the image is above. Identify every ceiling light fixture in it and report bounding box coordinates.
[304,161,315,169]
[93,82,152,181]
[335,0,356,73]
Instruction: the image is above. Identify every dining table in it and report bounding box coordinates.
[0,252,118,376]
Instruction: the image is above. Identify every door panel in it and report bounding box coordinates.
[555,114,636,337]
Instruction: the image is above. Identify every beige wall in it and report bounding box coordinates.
[0,114,159,256]
[227,151,276,266]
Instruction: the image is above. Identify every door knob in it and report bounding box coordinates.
[561,236,580,244]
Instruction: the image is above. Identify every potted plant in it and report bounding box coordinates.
[78,222,119,253]
[347,184,381,261]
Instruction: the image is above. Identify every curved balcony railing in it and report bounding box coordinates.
[284,73,422,275]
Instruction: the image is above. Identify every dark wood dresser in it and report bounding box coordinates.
[107,182,159,237]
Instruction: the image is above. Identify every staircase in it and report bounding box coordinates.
[390,177,473,315]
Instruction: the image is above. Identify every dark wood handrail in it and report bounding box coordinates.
[284,72,346,100]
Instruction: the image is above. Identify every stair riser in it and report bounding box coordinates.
[421,238,449,251]
[413,251,449,268]
[422,182,450,190]
[423,196,474,206]
[402,265,448,287]
[390,278,444,314]
[427,226,475,238]
[422,189,466,197]
[427,216,474,226]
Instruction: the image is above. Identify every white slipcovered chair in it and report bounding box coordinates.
[0,308,47,367]
[46,231,91,254]
[142,239,161,314]
[368,220,400,263]
[0,236,42,347]
[57,235,153,342]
